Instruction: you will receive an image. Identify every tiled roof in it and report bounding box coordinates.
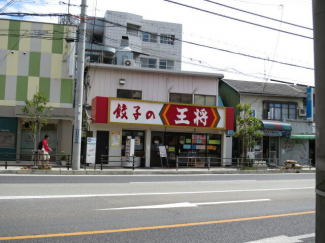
[222,79,307,98]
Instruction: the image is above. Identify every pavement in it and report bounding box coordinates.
[0,162,315,175]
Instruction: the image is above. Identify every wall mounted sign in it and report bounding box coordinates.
[110,131,121,146]
[92,97,235,130]
[109,98,226,129]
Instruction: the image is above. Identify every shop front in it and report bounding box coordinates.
[258,120,292,166]
[91,97,234,167]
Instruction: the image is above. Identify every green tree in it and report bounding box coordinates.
[21,93,53,150]
[234,104,263,159]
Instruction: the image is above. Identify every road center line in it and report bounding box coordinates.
[130,180,257,183]
[0,187,313,200]
[0,211,315,241]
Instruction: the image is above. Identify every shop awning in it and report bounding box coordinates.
[290,134,315,139]
[259,120,292,131]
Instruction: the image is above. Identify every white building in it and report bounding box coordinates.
[86,64,234,167]
[85,10,182,70]
[219,79,315,166]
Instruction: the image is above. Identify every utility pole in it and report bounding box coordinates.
[313,1,325,242]
[72,0,87,170]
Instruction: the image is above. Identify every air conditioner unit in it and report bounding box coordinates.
[298,108,306,116]
[124,59,135,66]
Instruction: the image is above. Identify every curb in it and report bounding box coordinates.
[0,169,315,175]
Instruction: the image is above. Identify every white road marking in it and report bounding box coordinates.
[246,233,315,243]
[97,199,271,211]
[0,187,313,200]
[130,180,257,183]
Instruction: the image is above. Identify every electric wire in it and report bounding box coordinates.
[203,0,312,30]
[163,0,313,40]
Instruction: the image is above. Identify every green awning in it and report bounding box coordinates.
[290,135,315,139]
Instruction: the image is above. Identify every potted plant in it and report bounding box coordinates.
[61,151,67,166]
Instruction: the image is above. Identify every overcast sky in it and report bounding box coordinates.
[1,0,314,86]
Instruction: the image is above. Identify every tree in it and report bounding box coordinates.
[21,93,53,150]
[234,104,263,159]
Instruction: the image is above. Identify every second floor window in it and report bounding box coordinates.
[142,32,157,43]
[194,95,216,106]
[140,58,157,68]
[117,89,142,100]
[169,93,192,104]
[127,23,139,36]
[263,102,297,120]
[159,60,174,70]
[160,34,175,45]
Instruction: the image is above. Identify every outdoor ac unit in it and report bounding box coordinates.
[298,108,307,116]
[124,59,135,66]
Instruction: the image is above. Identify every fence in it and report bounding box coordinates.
[0,153,313,171]
[0,152,72,170]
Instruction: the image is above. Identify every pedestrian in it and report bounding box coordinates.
[42,135,52,166]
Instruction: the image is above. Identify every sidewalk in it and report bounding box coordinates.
[0,164,316,175]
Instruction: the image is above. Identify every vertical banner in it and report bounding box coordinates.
[306,87,314,120]
[86,137,96,164]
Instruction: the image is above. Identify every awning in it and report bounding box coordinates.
[290,134,315,139]
[259,120,292,131]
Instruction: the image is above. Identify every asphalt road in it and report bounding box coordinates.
[0,173,315,242]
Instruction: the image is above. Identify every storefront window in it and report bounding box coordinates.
[163,132,222,164]
[121,130,145,157]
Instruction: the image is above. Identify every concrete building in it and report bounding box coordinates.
[86,64,234,167]
[0,19,76,161]
[85,10,182,70]
[219,79,315,166]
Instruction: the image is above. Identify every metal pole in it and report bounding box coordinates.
[132,156,135,171]
[5,154,8,169]
[313,1,325,242]
[176,156,178,171]
[208,158,210,171]
[72,0,87,170]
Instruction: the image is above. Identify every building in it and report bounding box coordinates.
[0,19,76,161]
[85,10,182,70]
[86,64,234,167]
[219,79,315,166]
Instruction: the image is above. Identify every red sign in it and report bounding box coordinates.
[161,104,220,128]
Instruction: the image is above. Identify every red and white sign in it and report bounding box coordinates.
[108,98,226,129]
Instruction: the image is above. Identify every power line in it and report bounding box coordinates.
[203,0,312,30]
[163,0,313,40]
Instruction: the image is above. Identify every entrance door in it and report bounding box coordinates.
[96,131,109,164]
[269,137,279,166]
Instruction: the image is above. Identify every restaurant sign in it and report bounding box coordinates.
[91,97,234,130]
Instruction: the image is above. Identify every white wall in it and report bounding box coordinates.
[87,68,218,105]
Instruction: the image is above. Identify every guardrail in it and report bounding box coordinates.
[100,155,138,171]
[0,152,72,170]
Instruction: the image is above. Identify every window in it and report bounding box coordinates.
[142,32,157,43]
[160,34,175,45]
[140,58,157,68]
[127,23,139,36]
[159,60,174,70]
[263,102,297,120]
[169,93,192,104]
[194,95,216,106]
[117,89,142,100]
[90,34,103,44]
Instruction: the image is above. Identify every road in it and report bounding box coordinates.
[0,173,315,242]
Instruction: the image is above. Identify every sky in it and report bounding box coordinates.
[1,0,314,86]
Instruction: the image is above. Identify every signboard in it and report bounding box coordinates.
[86,137,96,164]
[158,146,167,157]
[110,131,121,146]
[108,98,226,129]
[125,138,135,162]
[306,87,314,120]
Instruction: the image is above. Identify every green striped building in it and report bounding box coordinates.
[0,19,77,160]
